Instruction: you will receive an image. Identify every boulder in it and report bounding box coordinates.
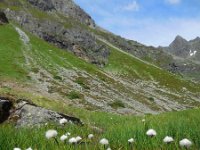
[11,100,83,127]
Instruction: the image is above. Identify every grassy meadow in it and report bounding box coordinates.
[0,102,200,150]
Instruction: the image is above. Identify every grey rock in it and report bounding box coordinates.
[7,100,83,127]
[27,0,95,28]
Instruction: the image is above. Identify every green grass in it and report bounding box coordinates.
[0,25,28,80]
[104,47,200,93]
[0,97,200,150]
[67,91,82,100]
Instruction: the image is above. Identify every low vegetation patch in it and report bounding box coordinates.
[67,91,82,100]
[75,77,90,89]
[109,100,125,109]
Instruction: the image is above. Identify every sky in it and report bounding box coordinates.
[74,0,200,47]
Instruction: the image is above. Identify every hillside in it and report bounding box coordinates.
[0,0,200,149]
[0,0,199,115]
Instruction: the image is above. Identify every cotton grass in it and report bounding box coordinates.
[45,130,58,139]
[60,135,68,142]
[59,118,68,125]
[100,138,109,145]
[88,134,94,139]
[163,136,174,144]
[13,148,21,150]
[128,138,134,143]
[179,138,192,149]
[69,137,77,144]
[146,129,157,137]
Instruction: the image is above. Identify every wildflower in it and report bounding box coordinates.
[128,138,134,143]
[45,130,58,139]
[88,134,94,139]
[59,118,68,125]
[66,132,71,136]
[99,138,109,145]
[146,129,157,137]
[26,148,32,150]
[60,135,68,142]
[69,137,77,144]
[76,136,82,142]
[179,138,192,148]
[14,148,21,150]
[163,136,174,143]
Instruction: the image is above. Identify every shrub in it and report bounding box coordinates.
[53,75,62,81]
[148,97,155,102]
[109,100,125,109]
[67,91,82,99]
[75,77,90,89]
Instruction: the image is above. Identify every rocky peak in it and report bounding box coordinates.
[189,36,200,43]
[169,35,188,48]
[166,35,190,57]
[27,0,95,28]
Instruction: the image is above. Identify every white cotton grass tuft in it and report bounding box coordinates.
[179,138,192,148]
[69,137,77,144]
[99,138,109,145]
[59,118,68,125]
[163,136,174,143]
[60,135,68,142]
[146,129,157,137]
[14,148,21,150]
[66,132,71,136]
[45,130,58,139]
[107,148,112,150]
[128,138,134,143]
[26,148,32,150]
[142,119,145,122]
[88,134,94,139]
[75,136,82,142]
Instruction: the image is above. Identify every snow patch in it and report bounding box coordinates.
[189,50,197,57]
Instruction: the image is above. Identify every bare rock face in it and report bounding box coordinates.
[27,0,95,28]
[0,11,8,24]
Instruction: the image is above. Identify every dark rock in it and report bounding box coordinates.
[27,0,95,28]
[0,11,8,24]
[0,97,12,123]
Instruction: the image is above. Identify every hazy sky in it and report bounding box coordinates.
[74,0,200,46]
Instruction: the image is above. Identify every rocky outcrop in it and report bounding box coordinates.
[12,100,83,127]
[27,0,95,28]
[0,11,8,24]
[0,99,83,127]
